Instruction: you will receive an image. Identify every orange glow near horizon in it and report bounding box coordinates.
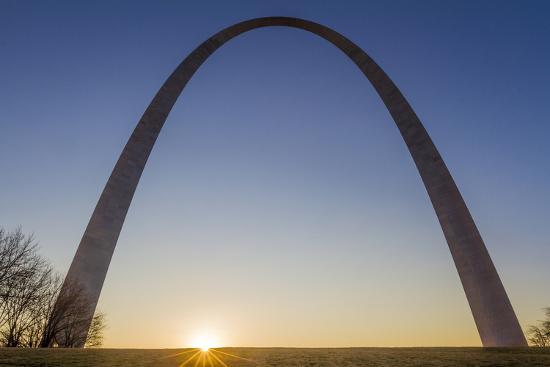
[190,332,220,352]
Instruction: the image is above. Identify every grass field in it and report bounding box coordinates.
[1,347,549,367]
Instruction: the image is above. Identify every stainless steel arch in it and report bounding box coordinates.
[59,16,527,347]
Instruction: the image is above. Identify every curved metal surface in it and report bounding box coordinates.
[59,16,526,347]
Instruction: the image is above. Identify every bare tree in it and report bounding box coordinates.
[44,279,92,348]
[85,312,106,348]
[1,227,107,348]
[0,242,52,347]
[527,307,550,347]
[38,279,72,347]
[40,278,107,348]
[23,273,63,347]
[0,227,38,329]
[528,325,548,347]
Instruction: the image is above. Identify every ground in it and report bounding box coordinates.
[1,347,549,367]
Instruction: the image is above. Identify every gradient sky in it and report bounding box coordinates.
[1,0,549,348]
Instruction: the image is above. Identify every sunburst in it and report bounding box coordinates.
[162,348,257,367]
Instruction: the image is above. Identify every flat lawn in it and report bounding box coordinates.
[0,347,549,367]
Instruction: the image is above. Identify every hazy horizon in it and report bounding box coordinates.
[1,0,549,348]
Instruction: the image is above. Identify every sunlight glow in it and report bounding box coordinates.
[191,333,219,352]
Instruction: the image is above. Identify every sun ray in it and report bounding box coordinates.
[211,349,258,364]
[206,352,215,367]
[179,350,202,367]
[161,348,200,360]
[194,352,204,367]
[209,351,229,367]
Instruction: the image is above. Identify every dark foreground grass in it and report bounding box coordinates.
[0,347,549,367]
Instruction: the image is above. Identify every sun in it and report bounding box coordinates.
[190,333,219,352]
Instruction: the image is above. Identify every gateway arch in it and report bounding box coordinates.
[59,17,527,347]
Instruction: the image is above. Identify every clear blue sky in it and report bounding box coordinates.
[1,0,549,347]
